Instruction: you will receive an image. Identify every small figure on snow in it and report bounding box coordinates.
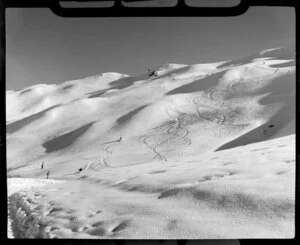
[117,136,123,142]
[41,162,44,169]
[78,168,83,173]
[148,69,158,77]
[46,171,50,179]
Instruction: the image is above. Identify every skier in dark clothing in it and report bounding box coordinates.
[78,168,83,173]
[148,69,158,77]
[41,162,44,169]
[46,171,50,179]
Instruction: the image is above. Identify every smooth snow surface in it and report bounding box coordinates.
[6,46,295,238]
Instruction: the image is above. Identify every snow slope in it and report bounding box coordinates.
[7,178,65,238]
[7,135,295,238]
[6,46,295,238]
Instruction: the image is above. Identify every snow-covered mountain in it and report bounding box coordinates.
[6,46,295,175]
[6,46,295,238]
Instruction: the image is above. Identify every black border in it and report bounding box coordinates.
[5,0,250,17]
[0,0,298,244]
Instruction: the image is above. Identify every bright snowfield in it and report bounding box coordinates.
[6,46,295,238]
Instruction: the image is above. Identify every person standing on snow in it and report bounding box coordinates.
[46,171,50,179]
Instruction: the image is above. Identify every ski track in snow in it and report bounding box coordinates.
[140,107,192,162]
[86,140,123,170]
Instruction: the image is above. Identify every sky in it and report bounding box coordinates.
[6,6,295,91]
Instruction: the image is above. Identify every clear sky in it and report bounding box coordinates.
[6,6,295,91]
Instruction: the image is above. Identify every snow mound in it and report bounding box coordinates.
[6,72,129,123]
[219,45,294,69]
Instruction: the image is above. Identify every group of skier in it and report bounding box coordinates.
[42,136,124,179]
[42,162,83,179]
[39,69,156,180]
[41,162,51,179]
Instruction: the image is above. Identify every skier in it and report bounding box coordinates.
[46,171,50,179]
[117,136,123,142]
[148,69,158,77]
[41,162,44,169]
[78,168,83,173]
